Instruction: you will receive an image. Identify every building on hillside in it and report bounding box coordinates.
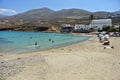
[90,19,112,31]
[74,24,90,33]
[60,24,74,33]
[114,25,120,29]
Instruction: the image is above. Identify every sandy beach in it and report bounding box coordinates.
[0,34,120,80]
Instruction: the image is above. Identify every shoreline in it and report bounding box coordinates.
[0,33,91,56]
[0,35,120,80]
[0,33,92,60]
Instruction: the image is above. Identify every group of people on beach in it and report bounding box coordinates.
[97,32,114,49]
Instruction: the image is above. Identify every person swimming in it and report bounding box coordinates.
[29,37,32,39]
[35,41,37,47]
[49,38,51,41]
[52,40,54,43]
[34,41,40,49]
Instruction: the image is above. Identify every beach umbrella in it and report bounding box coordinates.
[99,34,104,37]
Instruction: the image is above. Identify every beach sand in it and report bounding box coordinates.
[0,35,120,80]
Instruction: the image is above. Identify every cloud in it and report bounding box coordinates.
[0,8,16,15]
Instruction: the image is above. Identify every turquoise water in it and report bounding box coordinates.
[0,31,89,55]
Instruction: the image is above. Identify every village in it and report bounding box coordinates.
[0,18,120,35]
[60,19,120,34]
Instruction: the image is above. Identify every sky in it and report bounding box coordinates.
[0,0,120,15]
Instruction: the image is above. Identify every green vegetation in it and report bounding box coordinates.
[89,14,95,20]
[0,78,5,80]
[98,25,118,32]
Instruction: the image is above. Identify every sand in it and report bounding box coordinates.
[0,34,120,80]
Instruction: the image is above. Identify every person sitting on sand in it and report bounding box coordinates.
[103,40,114,49]
[104,45,114,49]
[103,33,110,41]
[103,40,110,45]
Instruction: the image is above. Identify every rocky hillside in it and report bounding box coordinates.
[1,8,92,21]
[0,14,7,19]
[1,8,120,21]
[2,8,54,21]
[49,8,91,19]
[0,8,120,31]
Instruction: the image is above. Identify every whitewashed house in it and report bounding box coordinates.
[74,24,90,32]
[60,24,74,33]
[90,19,112,31]
[74,24,89,30]
[114,25,120,29]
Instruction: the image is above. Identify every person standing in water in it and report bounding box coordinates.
[49,38,51,41]
[52,40,54,43]
[35,41,37,47]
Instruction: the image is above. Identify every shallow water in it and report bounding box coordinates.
[0,31,89,55]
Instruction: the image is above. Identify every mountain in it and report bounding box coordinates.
[92,11,112,18]
[2,8,55,21]
[49,8,91,19]
[1,8,92,21]
[112,11,120,17]
[0,8,120,31]
[0,7,120,22]
[114,11,120,14]
[0,14,7,19]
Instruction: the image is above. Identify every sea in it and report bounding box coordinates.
[0,31,90,55]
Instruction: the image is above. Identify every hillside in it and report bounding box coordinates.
[49,8,91,19]
[2,8,55,21]
[1,8,92,21]
[1,8,120,21]
[0,8,120,31]
[0,14,7,19]
[92,11,111,18]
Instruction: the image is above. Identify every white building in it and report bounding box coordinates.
[91,19,112,30]
[60,24,74,33]
[114,25,120,29]
[61,24,71,27]
[74,24,89,30]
